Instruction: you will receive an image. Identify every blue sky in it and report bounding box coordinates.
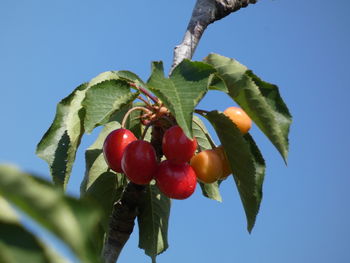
[1,0,350,262]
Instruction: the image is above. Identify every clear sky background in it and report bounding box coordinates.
[1,0,350,262]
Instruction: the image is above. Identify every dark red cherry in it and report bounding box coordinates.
[103,128,137,173]
[121,140,158,185]
[155,160,197,200]
[162,125,197,164]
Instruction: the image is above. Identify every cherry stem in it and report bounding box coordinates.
[121,106,151,129]
[140,87,159,104]
[137,96,153,109]
[129,83,159,104]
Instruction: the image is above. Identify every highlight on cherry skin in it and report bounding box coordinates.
[162,125,197,164]
[103,128,137,173]
[121,140,158,185]
[155,160,197,200]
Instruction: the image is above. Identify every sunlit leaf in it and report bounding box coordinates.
[147,60,215,138]
[36,83,88,189]
[83,80,139,133]
[88,70,147,91]
[113,70,148,91]
[192,115,215,151]
[204,53,292,162]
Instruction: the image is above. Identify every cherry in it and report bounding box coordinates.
[121,140,158,185]
[103,128,137,173]
[162,125,197,164]
[155,160,197,200]
[223,106,252,134]
[190,149,223,184]
[190,145,232,183]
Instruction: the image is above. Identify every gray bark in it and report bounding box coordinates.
[170,0,258,73]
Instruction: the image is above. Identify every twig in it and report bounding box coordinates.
[170,0,259,73]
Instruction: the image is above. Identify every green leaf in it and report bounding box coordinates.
[81,121,126,221]
[113,70,149,91]
[147,60,215,138]
[0,224,68,263]
[84,69,147,136]
[81,171,123,254]
[81,121,121,192]
[83,79,139,133]
[208,73,228,92]
[88,70,147,90]
[244,133,266,205]
[105,102,143,139]
[0,165,102,263]
[84,172,124,226]
[192,116,222,202]
[36,83,88,189]
[205,111,265,232]
[204,53,292,162]
[81,121,127,249]
[192,115,216,151]
[138,183,171,262]
[0,198,69,263]
[199,181,222,203]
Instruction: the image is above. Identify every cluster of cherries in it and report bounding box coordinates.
[103,106,252,200]
[103,125,197,199]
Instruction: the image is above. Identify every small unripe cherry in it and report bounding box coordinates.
[155,160,197,200]
[103,128,137,173]
[223,106,252,134]
[162,125,197,164]
[190,149,223,184]
[121,140,158,185]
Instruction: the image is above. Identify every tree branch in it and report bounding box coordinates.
[102,183,146,263]
[170,0,258,73]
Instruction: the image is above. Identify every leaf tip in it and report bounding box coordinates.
[280,148,289,166]
[247,221,255,234]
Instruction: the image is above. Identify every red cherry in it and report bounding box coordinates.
[103,128,137,173]
[162,125,197,164]
[121,140,158,185]
[155,160,197,200]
